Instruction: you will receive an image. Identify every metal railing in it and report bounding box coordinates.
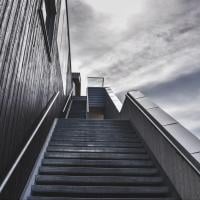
[62,89,73,113]
[0,91,60,193]
[86,88,89,113]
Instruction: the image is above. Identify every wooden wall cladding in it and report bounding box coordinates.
[0,0,72,193]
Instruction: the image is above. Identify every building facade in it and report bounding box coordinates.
[0,0,72,198]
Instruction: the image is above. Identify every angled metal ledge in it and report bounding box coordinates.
[105,87,122,112]
[62,89,73,113]
[20,119,58,200]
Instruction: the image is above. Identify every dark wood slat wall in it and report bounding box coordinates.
[0,0,71,189]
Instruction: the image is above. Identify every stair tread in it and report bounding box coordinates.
[53,132,137,136]
[53,132,136,135]
[50,138,141,143]
[42,159,154,167]
[36,175,164,186]
[52,133,137,137]
[68,99,87,119]
[47,146,146,153]
[28,197,177,200]
[54,129,136,133]
[31,185,170,197]
[39,166,159,176]
[49,141,142,146]
[44,152,149,160]
[49,142,143,147]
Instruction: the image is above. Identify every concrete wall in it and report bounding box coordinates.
[104,87,121,119]
[120,91,200,200]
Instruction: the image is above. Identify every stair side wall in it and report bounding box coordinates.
[121,93,200,199]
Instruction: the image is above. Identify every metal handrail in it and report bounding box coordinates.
[86,88,89,113]
[126,93,200,176]
[0,91,60,193]
[62,89,73,112]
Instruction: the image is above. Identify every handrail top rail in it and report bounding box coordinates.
[62,89,73,112]
[0,91,60,193]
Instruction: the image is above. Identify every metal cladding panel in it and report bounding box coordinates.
[0,0,72,198]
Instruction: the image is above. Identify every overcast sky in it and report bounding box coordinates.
[68,0,200,139]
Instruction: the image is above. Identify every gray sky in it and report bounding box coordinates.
[68,0,200,139]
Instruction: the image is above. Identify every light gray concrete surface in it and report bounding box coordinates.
[104,87,121,119]
[120,92,200,200]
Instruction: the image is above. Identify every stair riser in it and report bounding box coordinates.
[47,147,146,154]
[32,185,170,198]
[42,159,154,168]
[39,167,159,176]
[36,175,164,186]
[49,142,144,148]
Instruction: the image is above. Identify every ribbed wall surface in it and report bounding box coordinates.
[0,1,72,198]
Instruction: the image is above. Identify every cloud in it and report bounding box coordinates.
[68,0,200,138]
[68,0,119,66]
[140,71,200,138]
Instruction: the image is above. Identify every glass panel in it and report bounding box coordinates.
[87,77,104,87]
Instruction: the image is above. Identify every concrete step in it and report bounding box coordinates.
[39,166,159,176]
[68,98,87,119]
[28,197,177,200]
[50,137,141,143]
[42,159,154,168]
[35,175,164,186]
[47,146,146,153]
[49,141,144,148]
[44,152,149,160]
[31,185,170,198]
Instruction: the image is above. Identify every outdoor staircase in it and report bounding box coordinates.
[23,119,179,200]
[88,87,106,112]
[68,97,87,119]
